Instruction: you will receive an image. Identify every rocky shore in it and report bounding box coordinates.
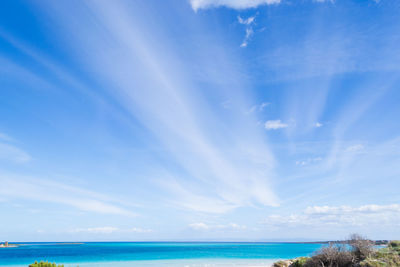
[272,238,400,267]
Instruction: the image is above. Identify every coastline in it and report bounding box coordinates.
[0,244,19,248]
[2,259,277,267]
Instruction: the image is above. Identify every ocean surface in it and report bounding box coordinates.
[0,242,324,267]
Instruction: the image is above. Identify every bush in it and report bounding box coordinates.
[291,257,309,267]
[272,235,400,267]
[388,240,400,254]
[29,261,64,267]
[348,234,375,261]
[359,258,387,267]
[369,247,400,266]
[304,244,354,267]
[389,241,400,248]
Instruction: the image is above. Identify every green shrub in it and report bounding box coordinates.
[349,233,375,261]
[388,241,400,254]
[389,241,400,248]
[359,258,387,267]
[291,257,309,267]
[272,236,400,267]
[364,244,400,267]
[303,244,354,267]
[29,261,64,267]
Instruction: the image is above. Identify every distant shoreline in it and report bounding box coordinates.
[0,244,19,248]
[0,242,85,248]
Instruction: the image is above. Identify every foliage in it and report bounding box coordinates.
[360,242,400,267]
[29,261,64,267]
[272,234,400,267]
[348,234,375,261]
[388,241,400,248]
[303,244,354,267]
[291,257,309,267]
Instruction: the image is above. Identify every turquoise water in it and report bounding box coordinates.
[0,242,323,266]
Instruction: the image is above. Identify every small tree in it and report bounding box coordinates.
[304,244,353,267]
[348,233,375,261]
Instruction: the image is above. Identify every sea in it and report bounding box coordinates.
[0,242,324,267]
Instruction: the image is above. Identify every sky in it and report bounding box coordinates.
[0,0,400,242]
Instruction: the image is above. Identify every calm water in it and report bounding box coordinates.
[0,242,323,267]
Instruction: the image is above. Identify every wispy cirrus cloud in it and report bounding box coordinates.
[71,227,119,234]
[264,204,400,228]
[237,14,257,47]
[0,173,136,216]
[35,0,279,213]
[0,133,31,163]
[189,222,246,231]
[0,143,31,163]
[247,102,270,114]
[189,0,280,11]
[70,226,152,234]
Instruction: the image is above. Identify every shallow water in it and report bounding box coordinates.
[0,242,323,266]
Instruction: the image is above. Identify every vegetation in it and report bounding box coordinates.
[29,261,64,267]
[273,234,400,267]
[303,244,354,267]
[292,257,310,267]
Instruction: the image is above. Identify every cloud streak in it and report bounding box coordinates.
[189,0,281,11]
[238,15,257,48]
[35,0,279,213]
[0,142,31,163]
[71,226,152,234]
[0,173,135,216]
[189,222,246,231]
[265,204,400,228]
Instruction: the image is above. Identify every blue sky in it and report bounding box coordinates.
[0,0,400,242]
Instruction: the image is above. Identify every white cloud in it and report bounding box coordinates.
[238,15,255,25]
[240,26,254,48]
[190,0,281,11]
[189,222,246,231]
[265,120,288,130]
[315,122,323,128]
[264,204,400,228]
[238,15,256,48]
[72,227,119,234]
